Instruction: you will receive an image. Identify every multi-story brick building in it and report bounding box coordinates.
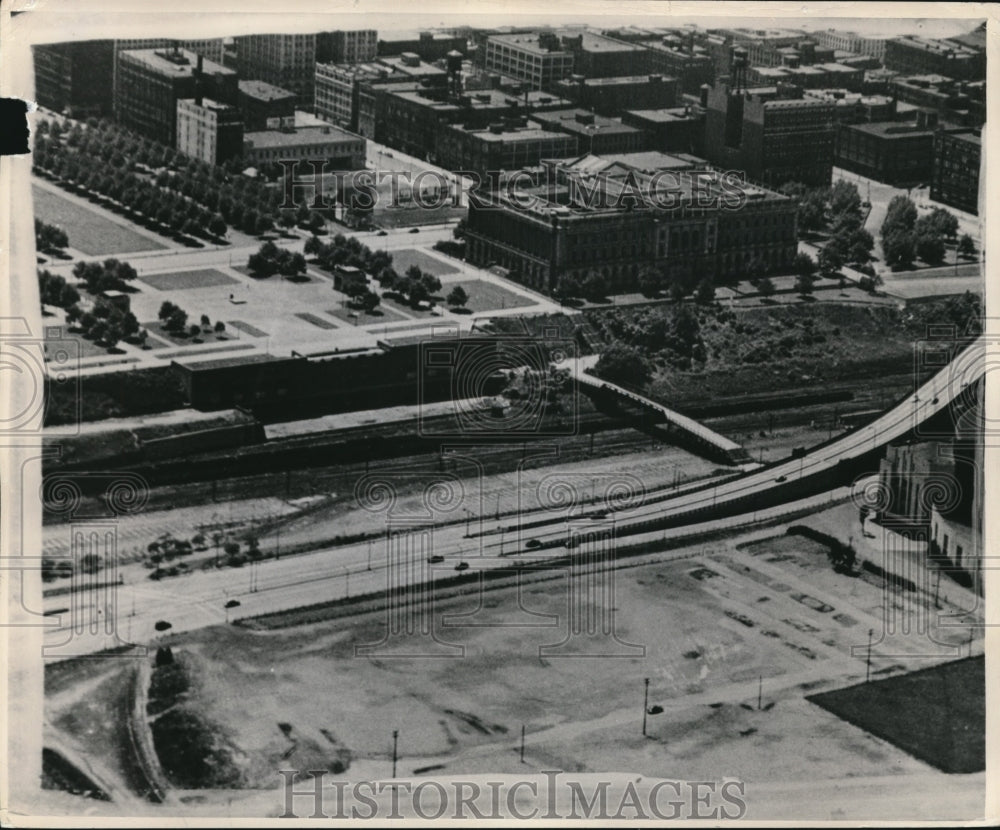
[892,74,986,127]
[483,32,575,91]
[931,129,981,215]
[621,107,704,154]
[553,73,678,116]
[710,27,808,67]
[377,30,467,61]
[531,108,649,155]
[33,39,115,118]
[237,79,297,131]
[465,150,797,293]
[835,113,965,187]
[809,29,887,61]
[884,35,985,81]
[314,62,405,130]
[434,122,578,182]
[315,29,378,64]
[704,78,836,188]
[559,31,650,78]
[115,47,237,146]
[802,88,896,124]
[638,39,716,94]
[241,124,366,169]
[373,84,569,160]
[176,97,244,164]
[233,33,317,106]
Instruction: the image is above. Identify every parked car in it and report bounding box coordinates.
[525,539,542,550]
[409,227,420,234]
[376,230,388,236]
[428,555,444,564]
[454,562,469,572]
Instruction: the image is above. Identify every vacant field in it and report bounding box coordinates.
[389,248,460,277]
[139,270,238,292]
[585,301,973,408]
[809,656,984,773]
[33,183,167,256]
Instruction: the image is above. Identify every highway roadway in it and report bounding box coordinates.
[41,337,985,658]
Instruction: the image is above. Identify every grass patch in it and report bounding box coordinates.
[294,312,338,330]
[327,305,410,326]
[227,320,268,338]
[808,655,984,773]
[449,278,537,313]
[389,248,459,276]
[139,269,237,292]
[32,183,166,255]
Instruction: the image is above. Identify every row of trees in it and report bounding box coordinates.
[33,117,309,240]
[35,218,69,255]
[247,241,307,278]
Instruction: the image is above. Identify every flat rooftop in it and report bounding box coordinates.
[532,109,642,135]
[238,79,295,101]
[571,74,677,87]
[377,55,447,76]
[564,31,647,53]
[244,125,362,148]
[487,32,571,56]
[120,47,234,78]
[624,107,698,122]
[174,352,289,372]
[454,124,574,143]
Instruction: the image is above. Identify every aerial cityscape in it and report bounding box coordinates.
[5,6,989,823]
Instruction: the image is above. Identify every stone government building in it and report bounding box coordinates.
[465,150,797,294]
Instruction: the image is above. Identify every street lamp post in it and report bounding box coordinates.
[642,677,650,737]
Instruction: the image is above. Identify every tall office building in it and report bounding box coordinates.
[32,40,115,118]
[316,30,378,64]
[115,47,237,146]
[176,97,244,164]
[234,33,318,106]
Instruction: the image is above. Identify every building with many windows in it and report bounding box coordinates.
[891,74,986,127]
[638,39,716,94]
[483,32,575,90]
[835,113,966,187]
[559,31,651,78]
[314,62,406,130]
[621,107,704,154]
[435,122,578,182]
[809,29,887,61]
[115,47,237,146]
[233,33,317,106]
[553,73,678,116]
[884,35,985,81]
[530,108,649,155]
[237,79,297,130]
[315,29,378,64]
[32,39,115,118]
[377,30,467,61]
[241,124,366,169]
[176,97,244,164]
[464,150,797,293]
[931,129,981,215]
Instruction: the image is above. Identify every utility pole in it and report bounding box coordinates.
[757,675,763,710]
[367,538,373,570]
[392,730,399,778]
[520,725,526,763]
[866,628,873,683]
[642,677,650,737]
